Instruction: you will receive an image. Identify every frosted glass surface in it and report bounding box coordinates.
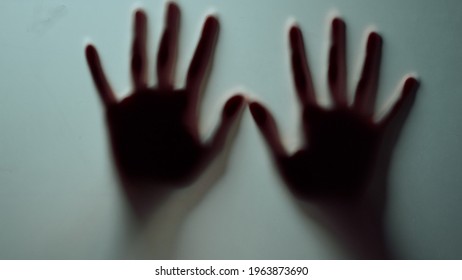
[0,0,461,259]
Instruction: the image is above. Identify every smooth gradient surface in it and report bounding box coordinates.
[0,0,461,259]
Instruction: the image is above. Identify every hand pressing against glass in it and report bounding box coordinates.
[85,3,245,187]
[249,18,419,258]
[249,18,419,200]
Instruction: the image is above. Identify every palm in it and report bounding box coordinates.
[86,3,244,186]
[250,18,419,199]
[280,107,381,197]
[106,89,204,184]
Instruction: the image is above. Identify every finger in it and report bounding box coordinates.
[353,32,383,117]
[249,102,288,158]
[185,16,219,110]
[290,25,316,106]
[328,18,348,107]
[379,77,419,128]
[85,45,117,107]
[157,2,180,90]
[207,95,246,153]
[131,10,148,90]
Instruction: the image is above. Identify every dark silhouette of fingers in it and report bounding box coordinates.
[353,32,383,118]
[157,2,180,90]
[328,18,348,107]
[249,102,288,158]
[185,16,220,110]
[289,25,316,106]
[131,10,148,90]
[207,95,246,153]
[85,44,117,107]
[380,76,420,128]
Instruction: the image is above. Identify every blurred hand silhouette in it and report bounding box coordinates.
[85,3,245,187]
[249,17,419,258]
[249,18,419,200]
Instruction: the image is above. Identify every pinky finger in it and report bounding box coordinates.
[85,45,117,107]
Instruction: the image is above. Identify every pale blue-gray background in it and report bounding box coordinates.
[0,0,461,259]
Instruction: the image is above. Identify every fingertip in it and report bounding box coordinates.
[289,25,301,43]
[166,2,180,26]
[167,1,180,15]
[134,9,143,16]
[133,10,148,38]
[134,9,147,23]
[85,44,95,53]
[223,95,246,118]
[332,17,344,25]
[249,102,268,126]
[199,16,219,42]
[289,26,305,57]
[332,17,346,32]
[230,93,246,104]
[85,44,97,60]
[368,32,383,49]
[205,16,219,31]
[403,76,420,95]
[407,76,419,85]
[369,31,381,40]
